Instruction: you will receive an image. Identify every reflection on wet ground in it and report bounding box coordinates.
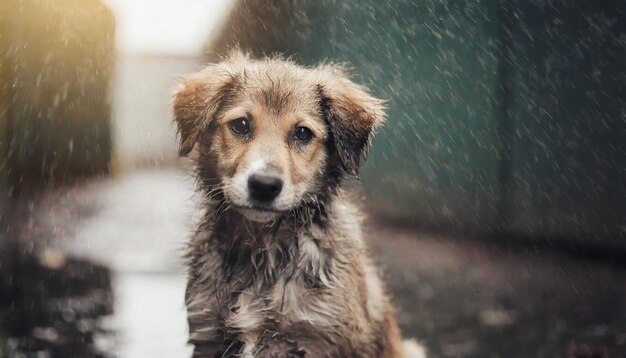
[0,245,113,357]
[2,168,626,357]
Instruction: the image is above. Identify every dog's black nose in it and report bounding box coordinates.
[248,173,283,202]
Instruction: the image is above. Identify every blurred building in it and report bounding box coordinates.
[104,0,234,170]
[1,0,114,186]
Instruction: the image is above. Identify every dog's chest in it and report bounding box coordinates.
[201,228,338,334]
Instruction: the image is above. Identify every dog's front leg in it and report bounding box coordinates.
[249,331,311,358]
[191,339,242,358]
[191,343,223,358]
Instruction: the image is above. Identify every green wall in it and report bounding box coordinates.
[505,1,626,243]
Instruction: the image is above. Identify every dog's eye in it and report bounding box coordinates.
[229,117,250,135]
[294,126,313,142]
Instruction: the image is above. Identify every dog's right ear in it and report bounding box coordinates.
[171,63,240,156]
[315,65,386,176]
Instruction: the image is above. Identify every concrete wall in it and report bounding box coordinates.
[110,54,203,169]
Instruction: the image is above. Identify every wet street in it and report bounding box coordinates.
[2,168,626,357]
[3,169,196,357]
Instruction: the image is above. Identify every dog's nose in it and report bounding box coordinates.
[248,173,283,203]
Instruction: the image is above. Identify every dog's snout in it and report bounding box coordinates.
[248,173,283,202]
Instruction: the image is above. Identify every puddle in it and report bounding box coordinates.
[109,272,191,357]
[0,246,192,358]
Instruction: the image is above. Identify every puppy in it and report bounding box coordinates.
[172,52,424,357]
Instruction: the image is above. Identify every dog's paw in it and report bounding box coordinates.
[403,339,427,358]
[287,347,307,357]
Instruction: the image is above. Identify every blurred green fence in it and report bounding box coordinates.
[210,0,626,246]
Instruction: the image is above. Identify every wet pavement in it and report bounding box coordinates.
[2,168,626,357]
[2,169,195,357]
[369,227,626,357]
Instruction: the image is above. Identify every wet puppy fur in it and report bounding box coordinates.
[172,51,409,357]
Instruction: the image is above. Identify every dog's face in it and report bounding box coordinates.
[209,80,329,222]
[172,53,385,222]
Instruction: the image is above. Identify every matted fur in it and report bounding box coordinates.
[172,52,422,357]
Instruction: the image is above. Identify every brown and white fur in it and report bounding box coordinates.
[172,52,425,357]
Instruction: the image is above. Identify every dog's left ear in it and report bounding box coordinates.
[171,56,243,156]
[316,65,386,176]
